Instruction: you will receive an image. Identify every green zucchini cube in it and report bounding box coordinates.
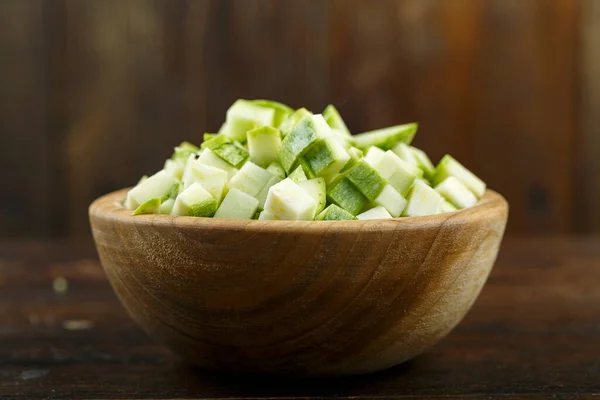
[159,198,175,215]
[302,137,351,183]
[288,164,308,183]
[372,184,407,218]
[184,163,228,203]
[435,176,478,209]
[224,99,275,142]
[132,197,161,215]
[201,134,231,150]
[363,146,386,166]
[326,177,368,216]
[125,170,178,210]
[402,180,443,217]
[373,151,419,196]
[197,148,238,179]
[263,178,318,220]
[434,155,486,198]
[212,142,249,168]
[410,146,436,181]
[353,123,418,150]
[440,199,458,213]
[266,161,286,179]
[357,206,393,220]
[227,161,274,198]
[323,104,351,136]
[172,182,217,217]
[315,204,357,221]
[298,177,327,215]
[250,99,293,127]
[345,160,387,201]
[214,188,259,220]
[279,107,312,137]
[279,114,328,173]
[247,126,282,167]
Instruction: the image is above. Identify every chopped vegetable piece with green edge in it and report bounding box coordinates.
[266,161,286,179]
[201,134,231,150]
[212,142,249,168]
[203,133,218,141]
[247,126,282,167]
[357,206,393,220]
[197,148,238,179]
[258,210,280,220]
[163,159,184,180]
[263,178,317,220]
[434,154,486,198]
[227,161,273,197]
[184,163,228,202]
[214,188,259,219]
[435,176,478,209]
[328,128,354,149]
[392,142,417,165]
[315,204,357,221]
[323,104,351,136]
[224,99,275,142]
[279,114,330,173]
[345,160,387,201]
[164,182,180,201]
[125,170,178,210]
[250,99,293,127]
[172,182,217,217]
[326,177,368,215]
[363,146,386,166]
[372,184,407,218]
[297,157,317,179]
[340,146,364,173]
[132,197,161,215]
[279,107,312,136]
[298,177,326,216]
[137,175,148,185]
[440,199,458,213]
[171,141,200,163]
[302,137,350,183]
[353,123,418,150]
[255,175,282,209]
[402,180,443,217]
[410,146,436,180]
[159,198,175,215]
[373,151,419,196]
[288,164,308,183]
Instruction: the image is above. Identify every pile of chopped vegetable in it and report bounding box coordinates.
[125,100,486,220]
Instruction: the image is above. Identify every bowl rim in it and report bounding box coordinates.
[90,188,508,234]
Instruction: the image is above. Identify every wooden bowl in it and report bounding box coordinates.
[89,188,508,376]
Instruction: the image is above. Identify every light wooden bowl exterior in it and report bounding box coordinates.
[89,188,508,376]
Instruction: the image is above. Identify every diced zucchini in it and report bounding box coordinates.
[353,123,418,150]
[440,199,458,214]
[363,146,386,167]
[203,133,217,141]
[227,161,273,197]
[345,160,387,201]
[373,151,419,196]
[288,165,308,183]
[266,161,286,179]
[410,146,436,180]
[263,178,317,220]
[402,180,443,217]
[328,128,354,149]
[214,188,259,219]
[323,104,351,136]
[434,155,486,198]
[392,142,417,165]
[357,206,393,220]
[340,146,364,173]
[298,177,327,216]
[258,210,280,220]
[250,99,293,127]
[255,174,282,209]
[132,197,161,215]
[279,114,331,173]
[435,176,478,209]
[184,163,228,203]
[297,157,317,179]
[163,159,184,180]
[315,204,357,221]
[171,141,200,163]
[201,134,231,150]
[246,126,282,167]
[279,107,312,136]
[302,137,350,183]
[372,184,407,218]
[326,177,368,215]
[137,175,148,185]
[197,148,238,179]
[224,99,275,142]
[172,182,217,217]
[125,170,178,210]
[212,142,249,168]
[159,198,175,215]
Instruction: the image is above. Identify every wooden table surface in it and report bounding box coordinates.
[1,237,599,399]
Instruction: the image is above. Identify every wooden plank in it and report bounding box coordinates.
[576,0,600,233]
[0,0,49,237]
[0,238,599,397]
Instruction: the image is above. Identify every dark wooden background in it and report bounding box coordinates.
[1,0,598,238]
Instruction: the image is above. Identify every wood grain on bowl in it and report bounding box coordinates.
[89,189,508,376]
